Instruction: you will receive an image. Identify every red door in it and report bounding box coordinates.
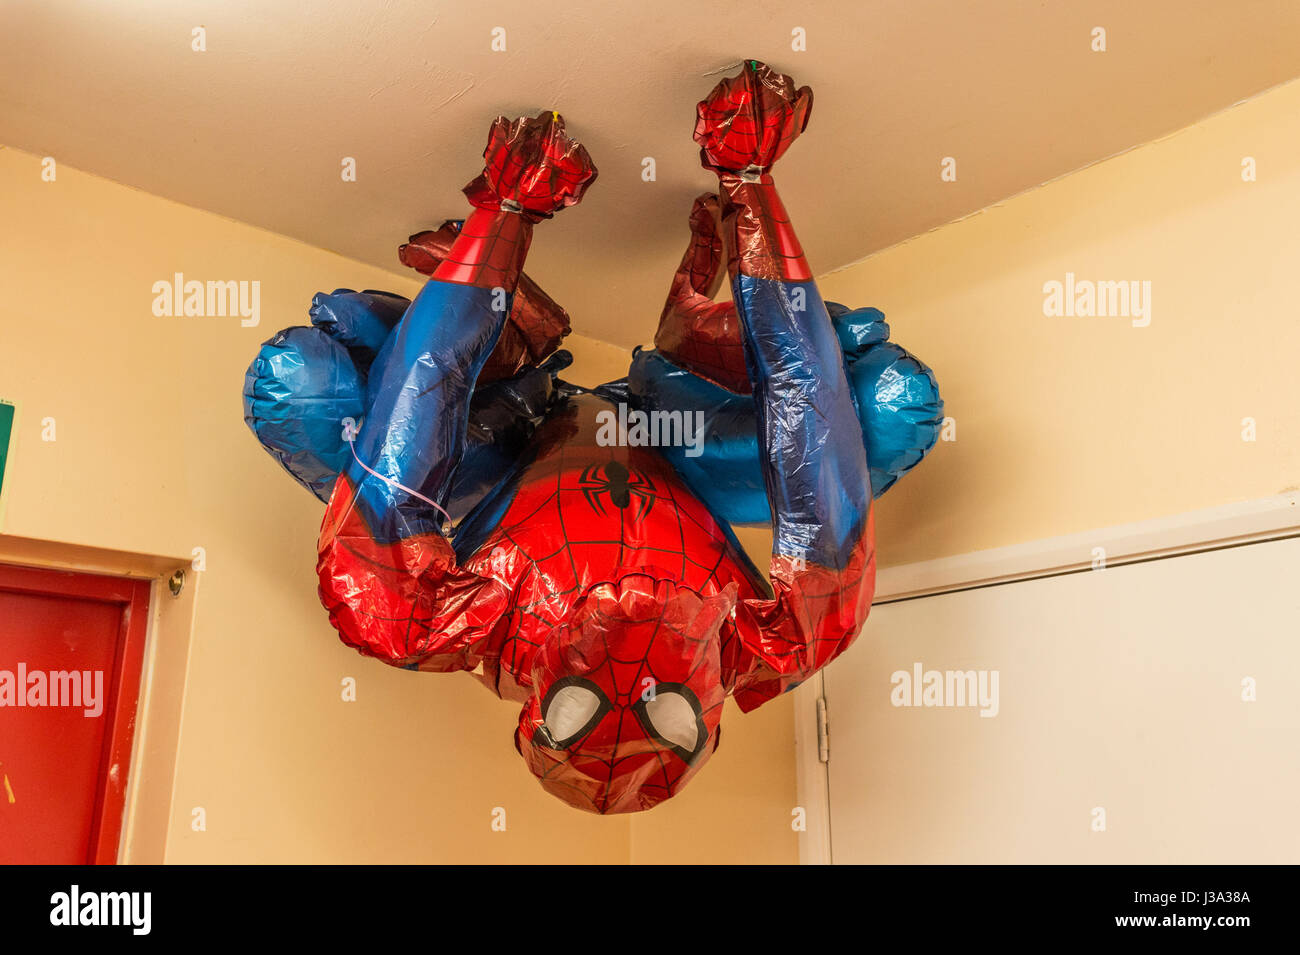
[0,563,150,864]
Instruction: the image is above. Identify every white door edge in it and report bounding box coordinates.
[877,491,1300,603]
[793,672,832,865]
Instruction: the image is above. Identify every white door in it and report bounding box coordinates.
[823,534,1300,863]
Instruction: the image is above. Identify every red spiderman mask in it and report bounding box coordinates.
[516,575,736,814]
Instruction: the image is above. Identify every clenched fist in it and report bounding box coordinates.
[462,111,598,222]
[694,60,813,175]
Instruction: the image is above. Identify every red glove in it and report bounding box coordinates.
[399,222,571,383]
[695,60,813,175]
[463,111,598,222]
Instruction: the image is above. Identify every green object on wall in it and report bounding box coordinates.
[0,400,16,528]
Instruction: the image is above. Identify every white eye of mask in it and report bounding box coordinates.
[543,681,607,745]
[641,691,700,752]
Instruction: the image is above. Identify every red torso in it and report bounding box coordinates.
[457,393,766,700]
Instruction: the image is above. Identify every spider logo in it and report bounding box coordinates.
[578,460,657,520]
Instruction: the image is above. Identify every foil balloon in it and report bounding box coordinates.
[242,63,943,813]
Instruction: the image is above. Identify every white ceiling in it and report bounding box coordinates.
[4,0,1300,347]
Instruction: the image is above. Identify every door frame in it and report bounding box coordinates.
[794,490,1300,864]
[0,534,196,864]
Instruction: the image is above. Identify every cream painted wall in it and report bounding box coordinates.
[818,78,1300,569]
[0,146,796,863]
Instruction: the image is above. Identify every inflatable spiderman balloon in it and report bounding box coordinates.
[244,61,943,813]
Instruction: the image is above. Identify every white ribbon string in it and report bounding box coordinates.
[342,420,453,529]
